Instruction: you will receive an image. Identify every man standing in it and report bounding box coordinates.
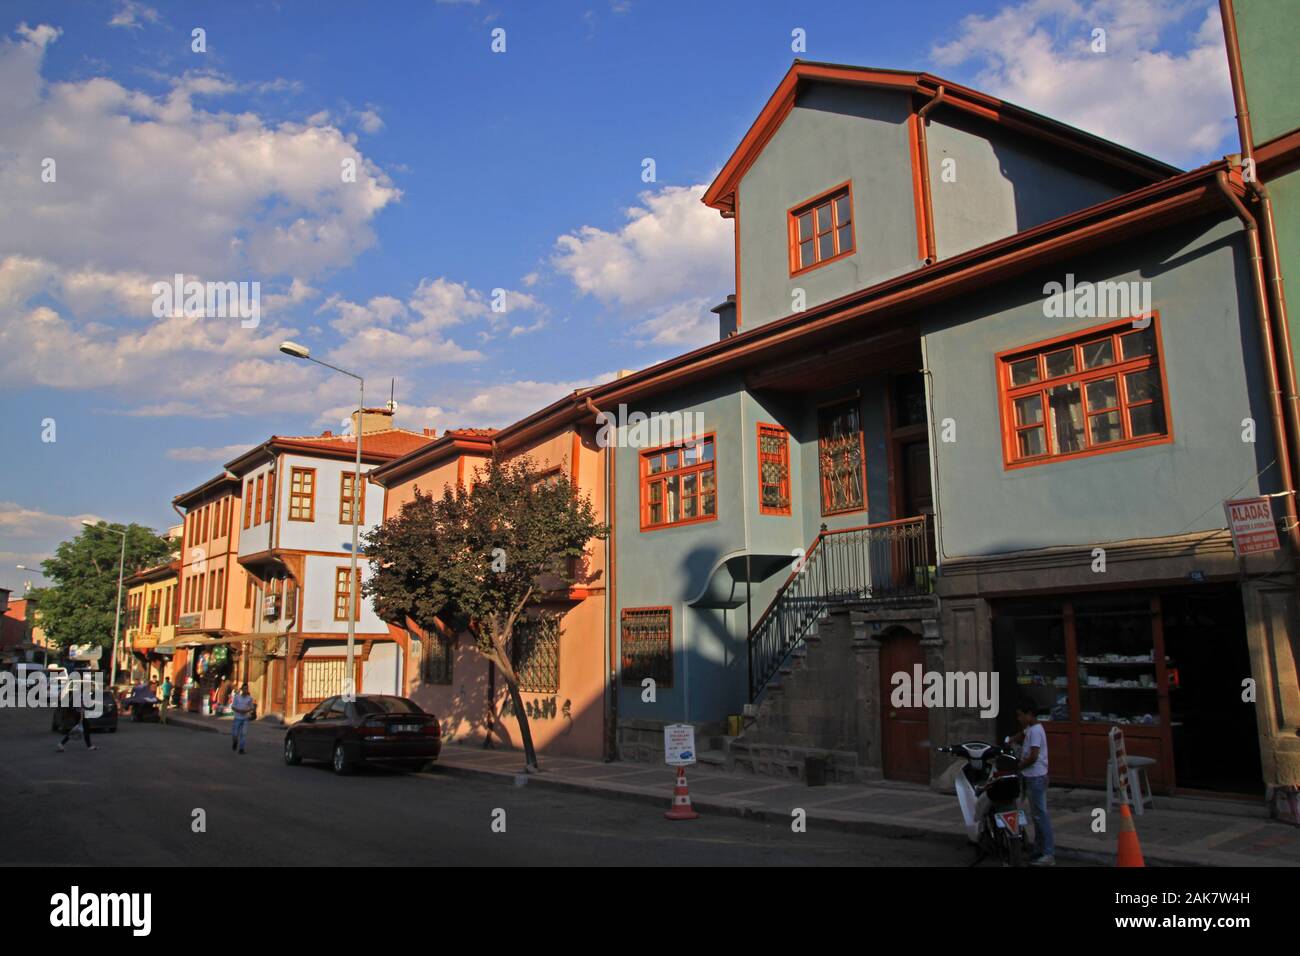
[230,682,255,754]
[160,675,173,725]
[1014,698,1054,867]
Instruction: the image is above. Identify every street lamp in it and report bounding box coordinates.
[81,521,127,687]
[279,340,364,697]
[15,566,44,665]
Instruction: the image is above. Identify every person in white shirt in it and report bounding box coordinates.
[230,683,256,755]
[1014,698,1054,866]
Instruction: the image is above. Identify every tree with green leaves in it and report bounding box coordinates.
[37,522,173,653]
[362,455,607,771]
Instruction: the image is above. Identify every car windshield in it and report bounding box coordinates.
[354,697,422,715]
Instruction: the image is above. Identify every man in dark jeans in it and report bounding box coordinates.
[1013,698,1054,866]
[56,705,98,753]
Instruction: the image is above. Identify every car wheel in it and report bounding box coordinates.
[404,760,432,773]
[283,736,302,766]
[331,742,353,775]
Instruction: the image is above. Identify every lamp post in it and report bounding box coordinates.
[279,341,364,697]
[80,522,127,686]
[15,566,45,666]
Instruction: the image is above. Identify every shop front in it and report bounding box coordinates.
[992,586,1264,796]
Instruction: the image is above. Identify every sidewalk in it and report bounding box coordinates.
[432,745,1300,867]
[164,711,1299,866]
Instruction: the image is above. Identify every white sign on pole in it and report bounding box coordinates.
[663,723,696,766]
[1225,496,1280,556]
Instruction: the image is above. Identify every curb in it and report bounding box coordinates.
[433,759,1158,867]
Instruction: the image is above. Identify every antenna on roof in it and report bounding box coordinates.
[388,378,396,413]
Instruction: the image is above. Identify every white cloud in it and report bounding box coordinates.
[165,444,257,463]
[0,25,401,282]
[0,26,399,416]
[552,182,731,349]
[0,502,97,540]
[459,373,615,427]
[108,3,160,29]
[930,0,1233,166]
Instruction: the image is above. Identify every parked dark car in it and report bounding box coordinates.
[283,695,441,775]
[51,675,119,733]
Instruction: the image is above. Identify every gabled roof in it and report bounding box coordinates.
[702,60,1180,216]
[368,428,497,487]
[173,472,241,509]
[225,428,435,476]
[498,158,1237,448]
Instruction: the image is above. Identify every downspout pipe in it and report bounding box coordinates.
[1220,0,1300,504]
[915,85,946,265]
[1216,169,1300,550]
[584,396,618,761]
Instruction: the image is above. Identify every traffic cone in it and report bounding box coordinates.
[1116,803,1145,867]
[664,766,700,820]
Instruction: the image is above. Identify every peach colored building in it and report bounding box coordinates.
[165,472,253,710]
[371,416,609,760]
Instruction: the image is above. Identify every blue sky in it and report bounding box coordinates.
[0,0,1236,594]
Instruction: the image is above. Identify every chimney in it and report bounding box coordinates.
[351,406,395,436]
[422,428,437,437]
[321,430,333,438]
[711,294,738,339]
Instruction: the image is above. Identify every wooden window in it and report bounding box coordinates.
[339,471,365,525]
[621,607,672,688]
[333,566,360,621]
[201,504,209,542]
[299,658,351,704]
[789,183,854,275]
[289,467,316,521]
[265,472,275,525]
[245,575,255,609]
[243,480,254,529]
[640,434,717,530]
[183,577,190,614]
[423,631,454,685]
[818,400,867,515]
[254,474,264,526]
[999,315,1171,469]
[512,617,560,694]
[757,423,792,515]
[214,568,224,610]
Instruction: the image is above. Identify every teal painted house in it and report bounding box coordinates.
[592,60,1300,800]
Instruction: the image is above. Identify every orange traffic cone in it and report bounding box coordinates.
[664,766,700,820]
[1116,803,1145,867]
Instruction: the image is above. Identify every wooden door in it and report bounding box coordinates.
[879,630,931,783]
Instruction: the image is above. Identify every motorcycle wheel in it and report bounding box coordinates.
[1006,833,1024,867]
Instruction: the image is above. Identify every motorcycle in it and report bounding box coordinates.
[937,738,1030,866]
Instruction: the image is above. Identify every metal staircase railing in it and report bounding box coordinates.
[747,515,933,701]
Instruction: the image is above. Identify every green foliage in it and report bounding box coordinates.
[363,455,606,649]
[37,522,173,651]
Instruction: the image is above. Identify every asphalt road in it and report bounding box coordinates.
[1,704,1027,866]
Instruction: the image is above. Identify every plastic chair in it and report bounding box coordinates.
[1107,726,1155,814]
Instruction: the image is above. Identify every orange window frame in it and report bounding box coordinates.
[265,472,275,525]
[214,568,224,610]
[201,503,210,542]
[333,566,361,621]
[756,423,792,516]
[788,181,855,276]
[289,467,316,521]
[243,480,254,529]
[619,606,673,689]
[339,471,365,525]
[639,433,718,532]
[817,399,868,516]
[254,474,264,526]
[997,314,1172,470]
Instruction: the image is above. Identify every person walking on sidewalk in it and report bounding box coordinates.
[230,682,255,754]
[56,704,99,753]
[1014,698,1054,866]
[159,676,173,725]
